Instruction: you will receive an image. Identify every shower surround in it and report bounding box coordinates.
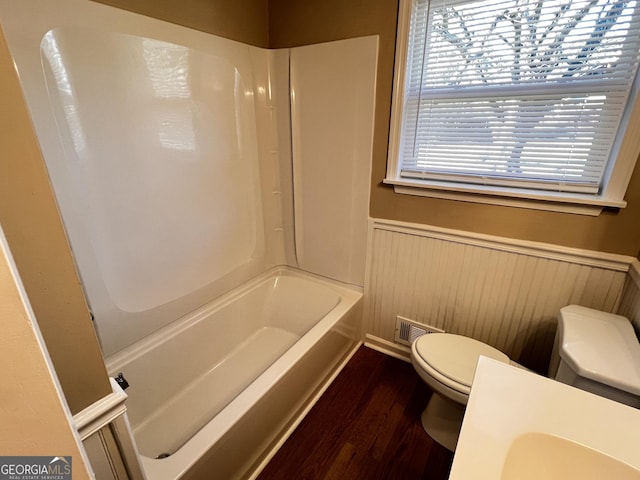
[0,1,377,478]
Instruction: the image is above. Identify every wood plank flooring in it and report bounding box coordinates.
[257,346,454,480]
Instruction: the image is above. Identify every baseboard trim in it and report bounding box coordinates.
[364,334,411,362]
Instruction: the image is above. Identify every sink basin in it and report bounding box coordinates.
[502,432,640,480]
[448,357,640,480]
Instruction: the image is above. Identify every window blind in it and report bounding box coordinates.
[400,0,640,193]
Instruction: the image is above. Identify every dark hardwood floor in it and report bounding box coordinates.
[257,345,454,480]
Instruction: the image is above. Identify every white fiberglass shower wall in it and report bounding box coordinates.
[40,28,273,356]
[0,0,377,358]
[41,29,263,313]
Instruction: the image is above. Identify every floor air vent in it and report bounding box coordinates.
[394,316,444,346]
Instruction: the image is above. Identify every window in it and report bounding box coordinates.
[386,0,640,214]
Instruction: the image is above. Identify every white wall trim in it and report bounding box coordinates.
[364,334,411,363]
[371,218,635,272]
[387,182,612,216]
[0,226,95,477]
[73,378,128,441]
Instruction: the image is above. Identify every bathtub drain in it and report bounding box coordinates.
[156,453,172,459]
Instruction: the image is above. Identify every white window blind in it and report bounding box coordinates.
[399,0,640,194]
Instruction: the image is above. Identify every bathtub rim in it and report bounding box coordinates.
[106,265,363,479]
[105,265,360,372]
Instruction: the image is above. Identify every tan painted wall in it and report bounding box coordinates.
[92,0,270,47]
[0,230,91,477]
[0,28,111,414]
[269,0,640,257]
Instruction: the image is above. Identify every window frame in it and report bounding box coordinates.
[385,0,640,216]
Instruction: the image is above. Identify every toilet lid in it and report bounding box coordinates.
[414,333,509,390]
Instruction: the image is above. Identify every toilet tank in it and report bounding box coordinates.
[549,305,640,408]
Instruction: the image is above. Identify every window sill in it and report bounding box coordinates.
[383,178,627,216]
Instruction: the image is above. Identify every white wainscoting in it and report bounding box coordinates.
[74,378,145,480]
[618,260,640,334]
[364,219,635,372]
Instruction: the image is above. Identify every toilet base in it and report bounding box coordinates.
[421,393,465,452]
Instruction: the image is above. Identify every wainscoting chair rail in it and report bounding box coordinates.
[371,219,635,272]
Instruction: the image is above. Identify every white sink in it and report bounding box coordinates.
[502,432,640,480]
[449,357,640,479]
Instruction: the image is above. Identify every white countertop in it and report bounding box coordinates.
[449,356,640,479]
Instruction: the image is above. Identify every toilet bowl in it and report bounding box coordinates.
[411,305,640,453]
[410,333,510,451]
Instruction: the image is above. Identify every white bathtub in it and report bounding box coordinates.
[105,267,362,479]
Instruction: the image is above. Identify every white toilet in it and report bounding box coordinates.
[411,333,513,451]
[548,304,640,408]
[410,304,640,452]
